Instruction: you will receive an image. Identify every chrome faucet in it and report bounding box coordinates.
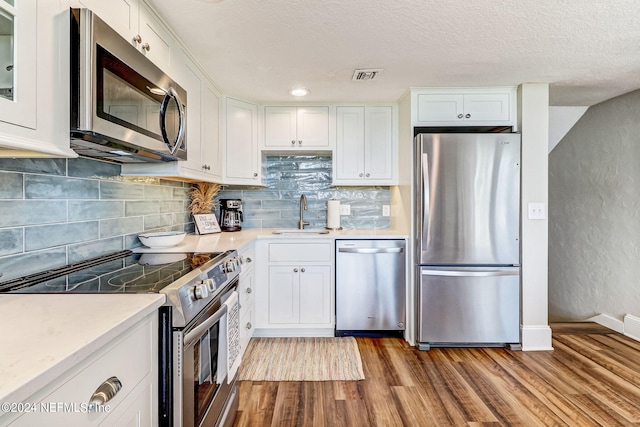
[298,194,309,229]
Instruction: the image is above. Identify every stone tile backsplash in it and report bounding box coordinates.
[216,155,390,229]
[0,158,193,283]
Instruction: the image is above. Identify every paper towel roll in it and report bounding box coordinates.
[327,199,341,230]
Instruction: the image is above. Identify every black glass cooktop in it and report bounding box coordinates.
[0,250,221,294]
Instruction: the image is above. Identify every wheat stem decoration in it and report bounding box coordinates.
[189,182,221,214]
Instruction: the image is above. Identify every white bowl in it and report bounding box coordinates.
[138,231,187,248]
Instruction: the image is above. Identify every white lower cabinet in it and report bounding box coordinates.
[7,313,157,427]
[238,242,256,357]
[255,240,334,336]
[268,265,331,324]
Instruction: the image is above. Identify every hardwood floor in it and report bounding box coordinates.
[233,323,640,426]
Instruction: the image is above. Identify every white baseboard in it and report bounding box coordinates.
[587,313,624,333]
[624,314,640,341]
[252,328,335,338]
[521,325,553,351]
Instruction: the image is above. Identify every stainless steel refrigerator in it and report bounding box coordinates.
[416,133,521,350]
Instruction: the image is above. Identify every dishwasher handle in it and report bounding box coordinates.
[338,247,404,254]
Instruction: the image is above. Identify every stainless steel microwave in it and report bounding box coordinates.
[70,8,187,163]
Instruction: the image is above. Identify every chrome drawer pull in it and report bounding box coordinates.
[88,376,122,409]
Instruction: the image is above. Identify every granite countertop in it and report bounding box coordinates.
[0,294,165,406]
[132,228,409,253]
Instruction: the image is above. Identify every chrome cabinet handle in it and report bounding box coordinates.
[253,173,258,178]
[293,268,298,273]
[365,173,370,177]
[359,173,363,177]
[465,113,471,118]
[246,322,252,330]
[246,257,252,263]
[88,377,122,409]
[298,140,302,145]
[142,43,151,52]
[457,113,463,119]
[301,268,305,273]
[246,287,252,294]
[132,34,142,44]
[291,140,296,145]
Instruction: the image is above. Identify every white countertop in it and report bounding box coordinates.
[133,228,409,253]
[0,294,165,405]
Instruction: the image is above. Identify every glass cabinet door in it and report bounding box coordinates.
[0,0,37,129]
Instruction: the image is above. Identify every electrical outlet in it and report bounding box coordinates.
[340,204,351,215]
[382,205,390,217]
[528,203,545,220]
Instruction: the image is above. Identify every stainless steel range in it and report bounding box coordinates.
[0,249,243,427]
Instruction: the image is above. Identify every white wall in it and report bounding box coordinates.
[518,83,553,351]
[548,106,588,152]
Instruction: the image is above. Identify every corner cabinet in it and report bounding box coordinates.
[412,87,516,127]
[224,97,260,185]
[254,239,334,337]
[263,106,330,150]
[333,105,397,185]
[0,1,76,158]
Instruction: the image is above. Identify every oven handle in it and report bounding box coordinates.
[183,304,227,347]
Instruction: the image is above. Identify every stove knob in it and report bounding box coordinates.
[236,256,245,265]
[193,283,209,300]
[224,261,236,273]
[201,278,216,292]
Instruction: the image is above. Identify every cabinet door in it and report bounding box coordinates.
[299,266,331,324]
[416,94,464,123]
[297,107,329,147]
[225,98,259,183]
[78,0,139,44]
[178,57,203,173]
[264,106,296,148]
[0,0,36,129]
[137,4,173,71]
[463,93,511,122]
[335,106,365,180]
[364,106,393,180]
[201,83,222,178]
[268,266,298,324]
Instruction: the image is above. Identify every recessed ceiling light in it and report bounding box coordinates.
[289,88,310,97]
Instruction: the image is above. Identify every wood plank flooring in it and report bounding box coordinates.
[233,323,640,426]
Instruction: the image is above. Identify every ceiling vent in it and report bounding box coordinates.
[352,68,383,81]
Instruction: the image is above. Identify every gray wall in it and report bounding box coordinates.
[216,155,390,229]
[0,158,193,283]
[549,89,640,321]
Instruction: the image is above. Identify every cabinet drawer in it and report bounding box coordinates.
[268,243,331,262]
[9,317,154,426]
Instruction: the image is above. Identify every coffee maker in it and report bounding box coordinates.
[219,199,243,232]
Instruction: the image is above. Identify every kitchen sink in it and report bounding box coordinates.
[272,228,330,235]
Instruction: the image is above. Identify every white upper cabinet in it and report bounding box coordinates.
[224,97,260,184]
[77,0,174,71]
[334,105,396,185]
[0,0,76,158]
[264,106,330,150]
[412,87,516,127]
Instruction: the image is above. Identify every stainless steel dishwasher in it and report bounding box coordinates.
[335,239,406,336]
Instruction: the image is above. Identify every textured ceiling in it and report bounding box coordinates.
[148,0,640,106]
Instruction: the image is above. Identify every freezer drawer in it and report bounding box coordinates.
[418,267,520,347]
[336,240,406,332]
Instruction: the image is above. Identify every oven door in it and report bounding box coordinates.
[174,289,238,427]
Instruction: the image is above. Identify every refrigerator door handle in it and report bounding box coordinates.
[421,152,430,248]
[421,269,519,277]
[338,247,404,254]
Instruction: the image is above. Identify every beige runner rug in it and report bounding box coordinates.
[238,337,365,381]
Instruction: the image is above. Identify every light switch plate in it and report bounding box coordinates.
[382,205,390,216]
[528,203,546,220]
[340,204,351,215]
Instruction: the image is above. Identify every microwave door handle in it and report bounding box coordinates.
[159,87,186,155]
